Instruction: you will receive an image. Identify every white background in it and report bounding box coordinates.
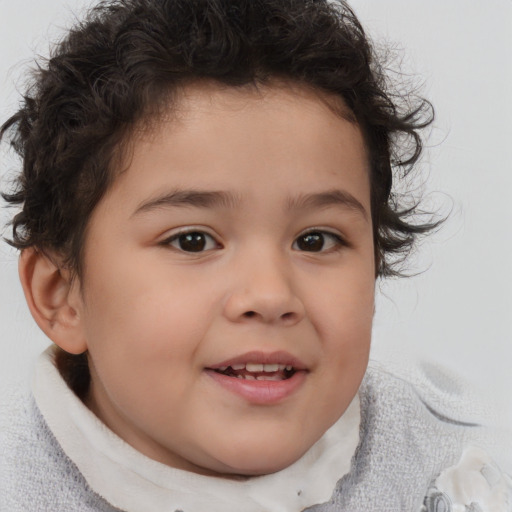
[1,1,511,424]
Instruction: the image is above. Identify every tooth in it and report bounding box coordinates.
[285,365,293,371]
[263,364,279,372]
[246,363,264,372]
[257,374,282,381]
[244,374,256,380]
[237,375,243,379]
[231,364,245,370]
[278,364,286,371]
[218,366,228,371]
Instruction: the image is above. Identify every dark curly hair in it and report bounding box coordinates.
[1,0,437,395]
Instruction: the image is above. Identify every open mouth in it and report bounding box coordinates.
[206,355,307,403]
[212,363,297,381]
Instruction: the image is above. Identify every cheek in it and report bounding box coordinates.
[300,278,373,438]
[81,271,211,417]
[306,265,374,390]
[80,256,225,398]
[310,269,375,338]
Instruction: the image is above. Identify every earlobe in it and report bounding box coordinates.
[19,248,88,355]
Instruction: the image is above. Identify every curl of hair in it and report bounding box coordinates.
[1,0,439,389]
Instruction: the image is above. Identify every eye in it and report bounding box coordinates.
[293,230,344,252]
[164,230,219,253]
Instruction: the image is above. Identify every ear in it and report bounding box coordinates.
[19,248,88,355]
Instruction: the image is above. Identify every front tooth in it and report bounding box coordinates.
[285,365,293,371]
[263,364,279,372]
[246,363,264,372]
[218,366,228,371]
[231,364,245,371]
[278,364,286,371]
[244,374,256,380]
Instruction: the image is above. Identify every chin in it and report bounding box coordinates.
[212,446,307,477]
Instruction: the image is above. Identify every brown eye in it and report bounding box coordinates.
[167,231,218,252]
[296,232,324,251]
[293,231,343,252]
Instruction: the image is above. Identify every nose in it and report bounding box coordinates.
[223,249,305,326]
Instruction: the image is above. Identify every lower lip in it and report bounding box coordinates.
[205,370,307,405]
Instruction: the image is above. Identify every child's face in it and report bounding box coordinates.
[72,83,375,476]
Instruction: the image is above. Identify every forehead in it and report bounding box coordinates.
[102,81,370,216]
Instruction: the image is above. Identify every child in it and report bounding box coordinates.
[0,0,510,510]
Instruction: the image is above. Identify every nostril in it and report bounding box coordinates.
[243,311,257,318]
[281,312,295,321]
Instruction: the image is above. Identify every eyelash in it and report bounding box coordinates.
[161,228,347,254]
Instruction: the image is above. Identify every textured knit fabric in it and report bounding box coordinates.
[309,369,479,510]
[1,363,509,512]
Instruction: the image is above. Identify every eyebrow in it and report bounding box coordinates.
[286,189,368,220]
[132,189,241,216]
[132,187,368,221]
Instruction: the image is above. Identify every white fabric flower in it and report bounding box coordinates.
[422,447,512,512]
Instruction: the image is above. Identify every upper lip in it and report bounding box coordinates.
[207,351,308,371]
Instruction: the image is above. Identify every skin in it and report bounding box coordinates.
[57,83,376,476]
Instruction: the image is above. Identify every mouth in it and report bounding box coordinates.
[204,351,308,403]
[207,351,306,381]
[211,363,297,381]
